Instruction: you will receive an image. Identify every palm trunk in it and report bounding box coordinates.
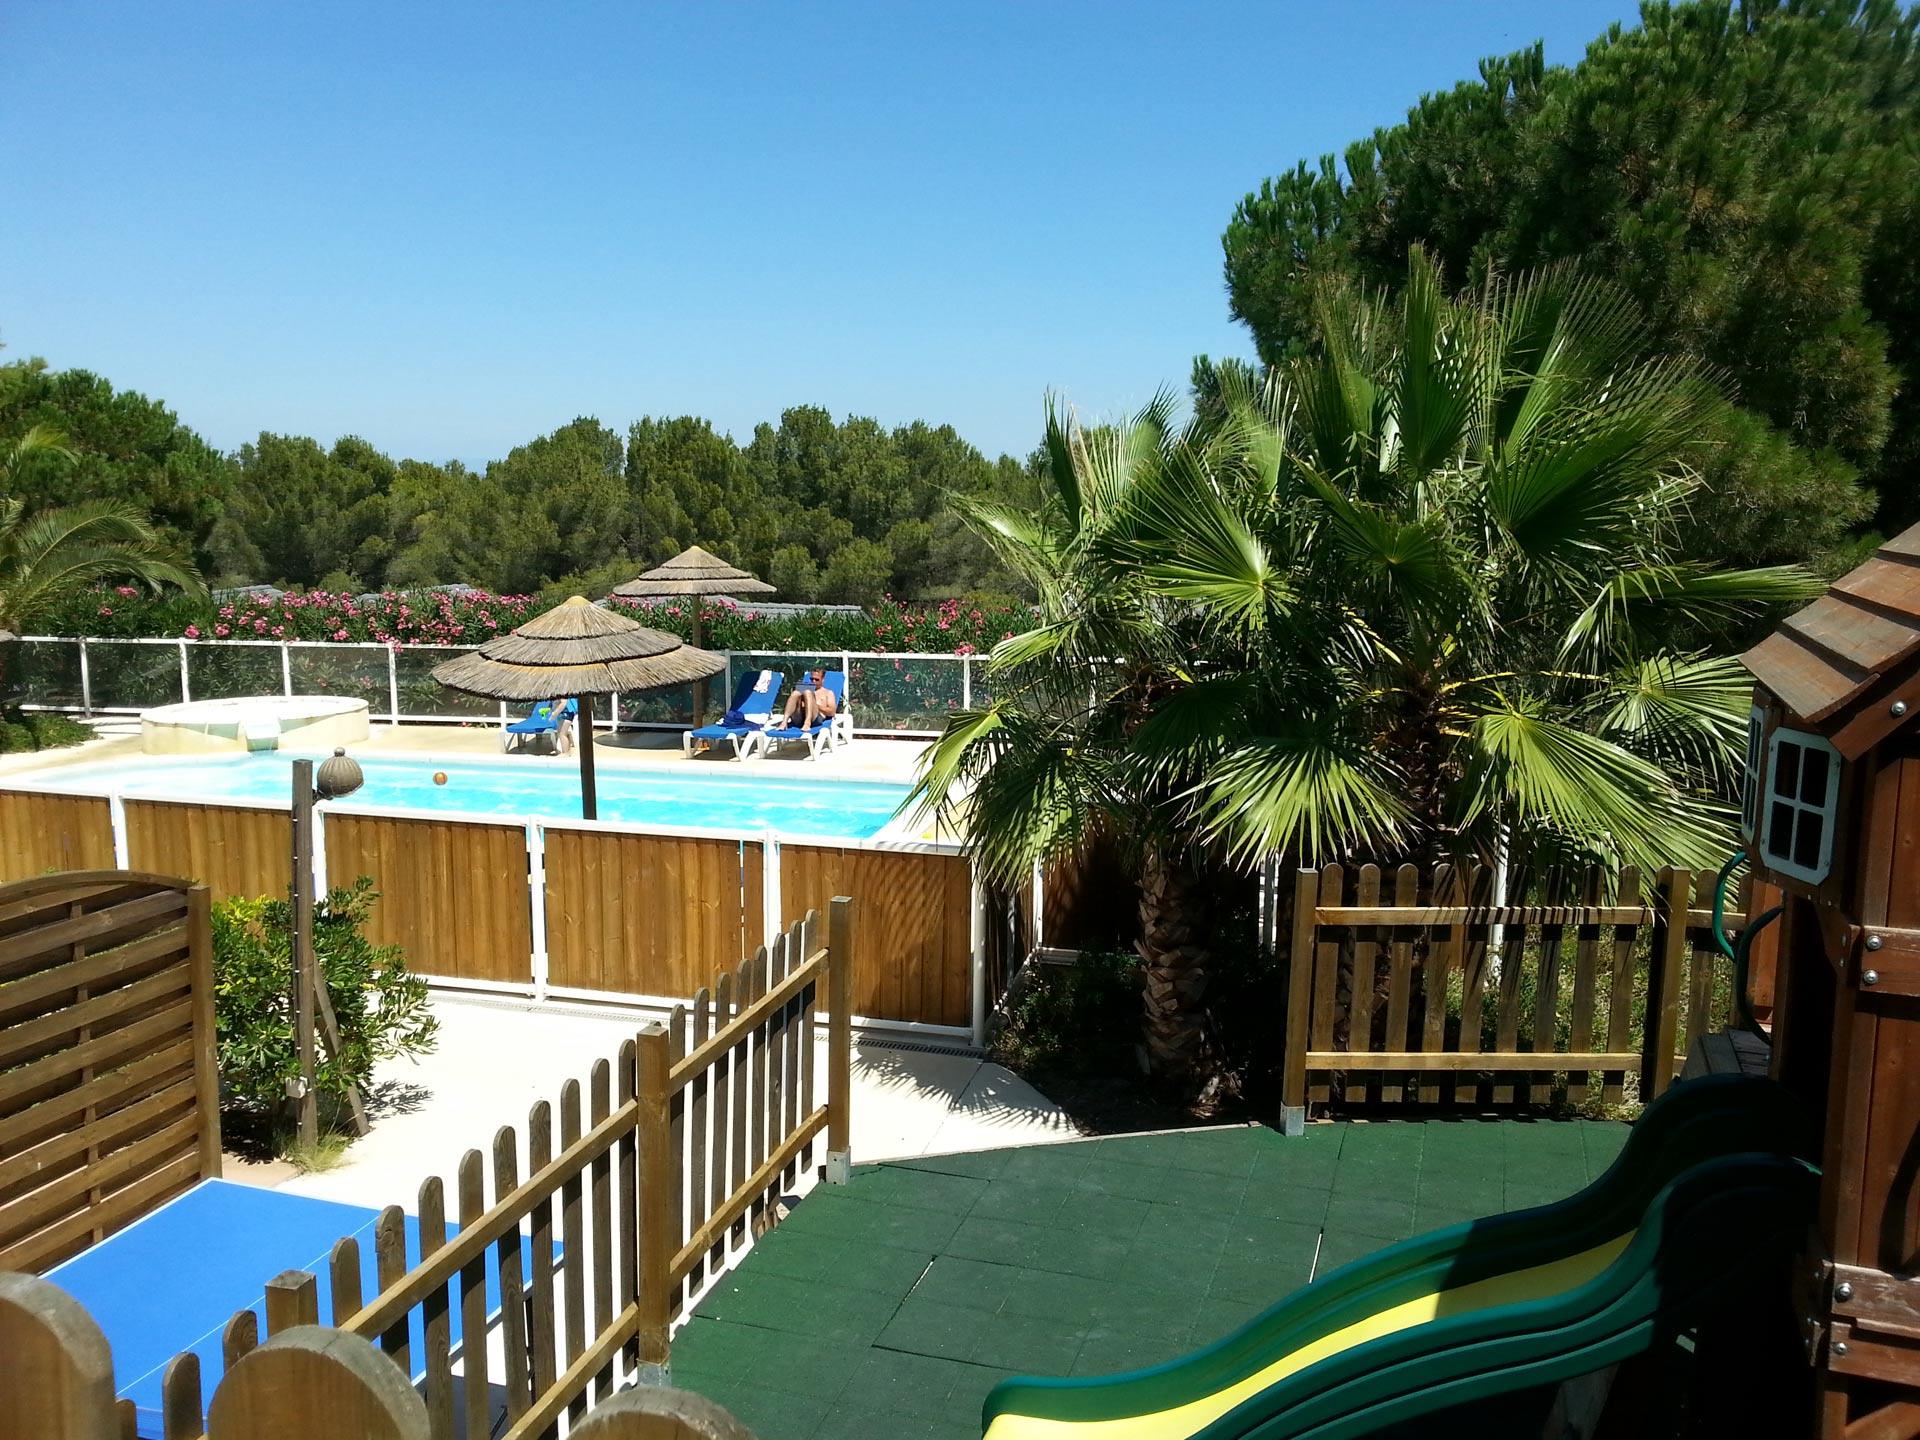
[1137,841,1211,1081]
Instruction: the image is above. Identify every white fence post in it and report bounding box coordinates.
[386,648,400,724]
[762,830,782,946]
[1030,859,1046,952]
[840,651,853,710]
[108,790,129,869]
[280,644,293,697]
[970,864,988,1049]
[961,656,971,711]
[178,640,191,702]
[78,639,92,716]
[528,821,549,1001]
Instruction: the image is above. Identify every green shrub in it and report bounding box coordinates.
[0,709,91,752]
[211,877,438,1134]
[991,947,1143,1073]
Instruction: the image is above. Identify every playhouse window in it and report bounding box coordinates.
[1762,727,1840,884]
[1740,705,1765,843]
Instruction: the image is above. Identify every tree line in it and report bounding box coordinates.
[0,355,1040,605]
[1220,0,1920,574]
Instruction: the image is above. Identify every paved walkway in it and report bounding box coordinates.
[271,994,1073,1210]
[671,1118,1629,1440]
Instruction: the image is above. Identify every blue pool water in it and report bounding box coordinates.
[26,752,910,839]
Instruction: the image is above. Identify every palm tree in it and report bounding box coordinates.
[909,249,1820,1084]
[0,425,201,684]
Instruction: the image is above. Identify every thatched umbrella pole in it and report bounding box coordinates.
[610,546,775,726]
[575,692,598,817]
[433,596,724,820]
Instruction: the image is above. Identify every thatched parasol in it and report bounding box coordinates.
[433,596,724,819]
[610,546,775,722]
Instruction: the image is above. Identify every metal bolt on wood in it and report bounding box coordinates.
[1866,935,1884,951]
[1836,1282,1855,1302]
[1864,970,1881,987]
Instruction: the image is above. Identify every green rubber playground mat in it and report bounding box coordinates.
[669,1117,1627,1440]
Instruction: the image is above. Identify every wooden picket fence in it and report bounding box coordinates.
[1280,863,1749,1119]
[2,900,852,1440]
[0,1285,761,1440]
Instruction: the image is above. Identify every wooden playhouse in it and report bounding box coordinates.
[1743,523,1920,1440]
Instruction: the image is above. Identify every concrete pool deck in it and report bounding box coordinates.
[261,992,1075,1213]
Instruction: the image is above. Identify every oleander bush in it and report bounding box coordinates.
[35,585,1025,656]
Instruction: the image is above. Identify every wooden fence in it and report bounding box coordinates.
[1280,863,1751,1122]
[123,800,290,902]
[324,813,534,986]
[0,787,986,1034]
[0,871,221,1271]
[0,1283,762,1440]
[0,900,853,1440]
[543,829,765,997]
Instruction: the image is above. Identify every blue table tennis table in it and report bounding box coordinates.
[46,1179,538,1439]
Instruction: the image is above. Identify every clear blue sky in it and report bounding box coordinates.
[2,1,1639,466]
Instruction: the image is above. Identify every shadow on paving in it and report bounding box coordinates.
[670,1117,1629,1440]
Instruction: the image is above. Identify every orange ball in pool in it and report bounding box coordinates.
[433,771,448,786]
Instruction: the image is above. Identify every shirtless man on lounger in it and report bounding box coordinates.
[781,668,837,728]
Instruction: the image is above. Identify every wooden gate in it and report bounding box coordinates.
[0,871,221,1271]
[1280,862,1749,1118]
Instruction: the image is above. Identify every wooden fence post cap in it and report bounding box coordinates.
[206,1326,428,1440]
[0,1272,117,1440]
[569,1386,760,1439]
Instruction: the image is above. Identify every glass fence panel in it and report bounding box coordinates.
[86,641,182,710]
[617,684,695,727]
[848,655,965,732]
[287,645,390,710]
[394,646,498,720]
[10,640,84,708]
[186,643,284,700]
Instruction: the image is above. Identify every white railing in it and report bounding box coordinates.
[9,636,990,738]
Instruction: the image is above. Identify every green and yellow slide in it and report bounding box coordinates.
[982,1075,1815,1440]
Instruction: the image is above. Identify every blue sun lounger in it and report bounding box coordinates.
[682,669,785,757]
[748,669,850,759]
[502,697,576,753]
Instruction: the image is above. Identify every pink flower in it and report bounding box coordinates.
[213,624,230,638]
[184,624,201,639]
[98,605,113,616]
[955,643,975,655]
[332,629,349,641]
[271,625,285,638]
[115,584,137,597]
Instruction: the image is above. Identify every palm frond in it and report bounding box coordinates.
[1560,564,1824,661]
[1195,727,1409,867]
[1459,696,1734,870]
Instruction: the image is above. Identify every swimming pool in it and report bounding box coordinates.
[18,752,912,840]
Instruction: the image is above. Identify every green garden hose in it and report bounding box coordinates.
[1712,850,1779,1035]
